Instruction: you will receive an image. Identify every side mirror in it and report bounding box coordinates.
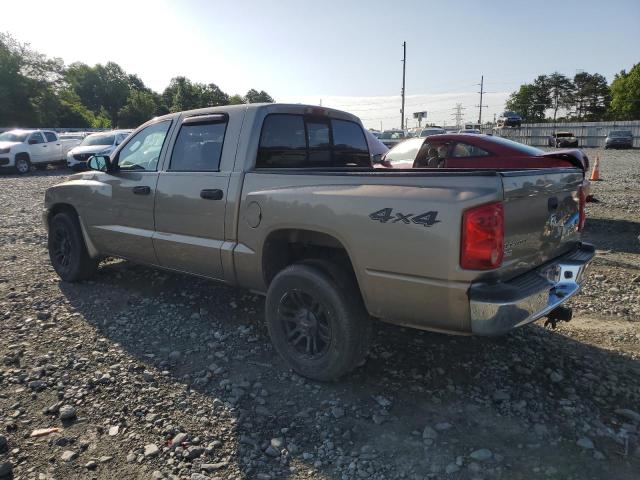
[87,155,111,173]
[372,154,383,164]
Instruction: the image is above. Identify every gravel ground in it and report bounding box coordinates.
[1,149,639,480]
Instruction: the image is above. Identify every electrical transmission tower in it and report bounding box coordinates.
[451,103,465,130]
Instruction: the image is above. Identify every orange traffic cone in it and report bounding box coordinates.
[590,155,601,181]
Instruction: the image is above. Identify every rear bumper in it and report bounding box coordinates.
[469,243,595,335]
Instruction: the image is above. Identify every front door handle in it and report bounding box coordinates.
[132,186,151,195]
[200,189,223,200]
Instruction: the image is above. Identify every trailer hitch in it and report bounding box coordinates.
[544,305,573,330]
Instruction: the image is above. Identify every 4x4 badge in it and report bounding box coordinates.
[369,208,440,227]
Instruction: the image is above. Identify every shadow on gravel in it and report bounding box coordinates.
[583,218,640,254]
[58,260,640,479]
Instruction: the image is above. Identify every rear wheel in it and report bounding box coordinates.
[48,212,98,282]
[14,155,31,174]
[266,263,371,381]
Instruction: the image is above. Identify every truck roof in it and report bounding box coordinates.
[151,103,361,124]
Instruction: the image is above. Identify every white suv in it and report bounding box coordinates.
[66,130,132,171]
[0,129,68,174]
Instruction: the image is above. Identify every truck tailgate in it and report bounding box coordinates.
[498,169,584,280]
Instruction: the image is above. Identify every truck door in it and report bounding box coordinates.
[27,132,47,162]
[43,131,62,162]
[82,120,173,265]
[153,114,232,280]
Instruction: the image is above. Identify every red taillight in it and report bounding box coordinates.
[578,186,586,231]
[461,202,504,270]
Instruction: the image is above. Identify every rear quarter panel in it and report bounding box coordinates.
[235,171,504,333]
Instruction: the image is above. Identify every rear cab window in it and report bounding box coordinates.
[169,115,228,172]
[43,131,58,142]
[257,114,370,168]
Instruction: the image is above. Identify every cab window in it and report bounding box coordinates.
[29,132,45,144]
[43,131,58,142]
[169,118,227,172]
[257,114,370,168]
[117,121,171,171]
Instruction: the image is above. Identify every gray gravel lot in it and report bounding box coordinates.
[1,149,639,480]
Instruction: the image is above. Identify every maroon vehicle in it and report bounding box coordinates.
[377,134,589,171]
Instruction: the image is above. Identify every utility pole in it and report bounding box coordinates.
[476,75,487,126]
[451,103,465,130]
[400,41,406,131]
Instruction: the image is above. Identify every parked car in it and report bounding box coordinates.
[605,130,633,149]
[378,133,589,171]
[377,129,408,148]
[365,129,389,164]
[43,103,593,380]
[0,129,74,174]
[419,127,446,137]
[66,130,132,170]
[497,111,522,128]
[549,131,579,148]
[459,129,481,134]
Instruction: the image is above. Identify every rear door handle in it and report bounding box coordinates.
[132,186,151,195]
[200,189,224,200]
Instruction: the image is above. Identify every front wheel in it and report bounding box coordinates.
[14,155,31,174]
[266,263,372,381]
[48,212,98,282]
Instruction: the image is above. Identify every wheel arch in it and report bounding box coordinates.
[261,228,363,297]
[47,203,99,258]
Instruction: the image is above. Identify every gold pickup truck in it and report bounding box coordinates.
[43,104,594,380]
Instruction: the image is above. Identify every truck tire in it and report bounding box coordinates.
[14,154,31,174]
[266,262,372,381]
[48,212,98,282]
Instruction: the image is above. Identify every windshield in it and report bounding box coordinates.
[0,131,30,142]
[80,133,115,147]
[556,132,574,138]
[609,130,632,137]
[487,136,544,155]
[420,129,445,137]
[379,131,403,140]
[385,138,424,166]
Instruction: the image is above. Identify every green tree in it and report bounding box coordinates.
[505,81,548,123]
[117,90,158,128]
[244,89,274,103]
[572,72,610,120]
[609,63,640,120]
[56,89,96,127]
[65,61,136,125]
[547,72,574,122]
[228,94,245,105]
[200,83,229,106]
[0,32,62,126]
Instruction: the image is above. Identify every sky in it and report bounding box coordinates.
[4,0,639,129]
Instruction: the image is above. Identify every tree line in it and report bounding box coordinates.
[505,64,640,123]
[0,32,274,129]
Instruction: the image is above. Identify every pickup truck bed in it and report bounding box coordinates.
[43,103,594,380]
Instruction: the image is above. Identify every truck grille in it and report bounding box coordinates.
[73,153,92,161]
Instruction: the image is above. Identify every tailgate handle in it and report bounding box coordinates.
[548,197,559,211]
[200,189,224,200]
